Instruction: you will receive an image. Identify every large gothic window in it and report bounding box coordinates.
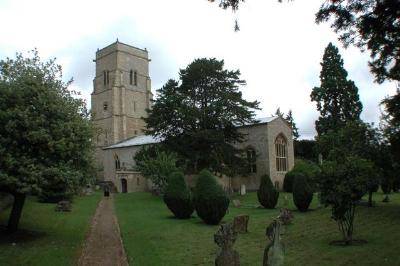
[275,134,288,172]
[247,148,257,173]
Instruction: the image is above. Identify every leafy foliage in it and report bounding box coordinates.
[163,171,194,219]
[193,169,229,225]
[135,147,180,194]
[0,50,94,231]
[145,58,260,176]
[283,160,320,193]
[257,174,279,209]
[319,157,377,244]
[316,0,400,83]
[311,43,363,136]
[292,173,313,212]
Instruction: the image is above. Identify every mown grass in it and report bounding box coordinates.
[0,192,101,266]
[115,191,400,266]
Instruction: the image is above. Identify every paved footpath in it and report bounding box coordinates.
[78,194,129,266]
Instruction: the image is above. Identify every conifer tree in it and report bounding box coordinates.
[311,43,363,136]
[285,109,299,140]
[274,107,284,118]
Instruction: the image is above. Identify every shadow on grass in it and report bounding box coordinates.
[0,226,46,245]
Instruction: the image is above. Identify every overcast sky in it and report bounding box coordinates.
[0,0,397,139]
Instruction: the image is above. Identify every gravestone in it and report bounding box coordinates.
[263,219,284,266]
[232,199,241,208]
[240,184,246,195]
[233,215,249,233]
[214,223,240,266]
[278,208,293,225]
[55,200,71,212]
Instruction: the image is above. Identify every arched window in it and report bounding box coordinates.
[115,154,121,170]
[247,148,257,173]
[134,71,137,86]
[129,70,133,85]
[275,134,288,172]
[106,70,110,85]
[103,71,107,85]
[103,102,108,111]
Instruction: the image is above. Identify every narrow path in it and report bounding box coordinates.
[78,194,128,266]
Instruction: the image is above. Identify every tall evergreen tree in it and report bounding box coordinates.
[311,43,363,136]
[275,107,284,118]
[145,58,260,176]
[285,109,299,140]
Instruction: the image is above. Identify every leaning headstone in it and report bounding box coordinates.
[55,200,71,212]
[214,223,240,266]
[232,199,241,208]
[278,209,293,225]
[263,219,284,266]
[233,215,249,233]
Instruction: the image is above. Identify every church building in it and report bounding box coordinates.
[91,41,294,193]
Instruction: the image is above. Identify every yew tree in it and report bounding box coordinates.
[0,50,94,232]
[145,58,260,175]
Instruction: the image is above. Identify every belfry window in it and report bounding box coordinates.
[275,134,288,172]
[134,71,137,86]
[106,70,110,85]
[247,148,257,173]
[129,70,133,85]
[103,71,106,85]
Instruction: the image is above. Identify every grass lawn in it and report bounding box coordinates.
[0,192,101,266]
[115,191,400,266]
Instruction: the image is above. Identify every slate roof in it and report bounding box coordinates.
[103,116,278,149]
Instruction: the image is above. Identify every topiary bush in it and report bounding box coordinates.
[292,173,313,212]
[163,171,194,219]
[193,169,229,225]
[257,174,279,209]
[283,171,296,193]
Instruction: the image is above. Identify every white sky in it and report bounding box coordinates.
[0,0,397,139]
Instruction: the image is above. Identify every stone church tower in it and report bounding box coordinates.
[91,41,153,180]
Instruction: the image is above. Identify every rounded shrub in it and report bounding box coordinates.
[283,160,320,192]
[163,172,194,219]
[193,169,229,225]
[257,174,279,209]
[293,173,313,212]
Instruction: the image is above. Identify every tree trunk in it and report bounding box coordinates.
[368,191,373,207]
[7,193,26,232]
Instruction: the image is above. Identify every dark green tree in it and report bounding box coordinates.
[0,50,94,232]
[163,171,194,219]
[257,174,279,209]
[316,121,382,206]
[285,109,299,140]
[292,173,313,212]
[193,169,229,225]
[316,0,400,83]
[145,58,260,176]
[319,157,377,245]
[311,43,363,136]
[381,89,400,166]
[274,107,284,118]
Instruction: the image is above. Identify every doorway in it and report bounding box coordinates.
[121,178,128,193]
